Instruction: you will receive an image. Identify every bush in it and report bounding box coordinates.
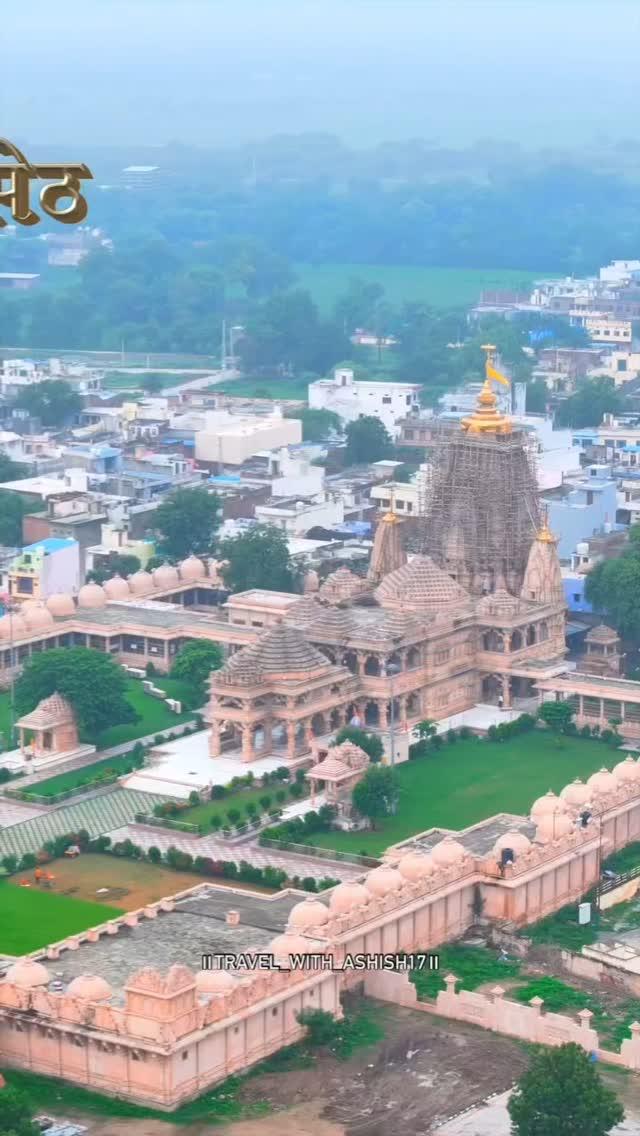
[275,789,287,804]
[210,815,223,831]
[259,794,272,812]
[302,877,318,892]
[20,852,37,870]
[0,766,13,783]
[289,782,304,800]
[458,725,472,739]
[446,728,458,744]
[145,661,156,677]
[297,1008,338,1046]
[147,846,162,863]
[211,784,226,800]
[2,853,18,873]
[226,807,241,826]
[580,724,592,738]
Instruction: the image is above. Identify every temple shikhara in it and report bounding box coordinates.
[6,355,640,1108]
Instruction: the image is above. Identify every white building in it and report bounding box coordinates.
[254,494,344,536]
[194,407,302,466]
[599,260,640,284]
[267,449,324,498]
[0,358,102,397]
[308,368,420,438]
[588,350,640,387]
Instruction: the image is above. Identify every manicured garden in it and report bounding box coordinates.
[0,879,123,954]
[305,732,621,856]
[94,678,195,748]
[20,750,146,799]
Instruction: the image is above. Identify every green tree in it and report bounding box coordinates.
[170,640,223,702]
[140,373,166,394]
[153,487,221,561]
[525,378,549,414]
[351,765,400,828]
[0,1084,40,1136]
[416,719,437,742]
[537,700,575,735]
[286,407,342,441]
[14,379,82,426]
[345,416,392,464]
[508,1042,623,1136]
[219,525,298,593]
[0,451,26,483]
[15,647,136,741]
[87,552,141,584]
[585,528,640,640]
[0,490,25,545]
[555,375,622,429]
[334,725,384,763]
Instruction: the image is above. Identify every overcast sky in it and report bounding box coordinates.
[3,0,640,149]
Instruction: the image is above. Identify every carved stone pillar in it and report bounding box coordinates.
[502,675,511,708]
[287,721,297,759]
[241,725,254,763]
[379,702,388,730]
[209,719,221,758]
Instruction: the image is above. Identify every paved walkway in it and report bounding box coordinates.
[0,798,47,827]
[107,823,363,883]
[4,720,195,788]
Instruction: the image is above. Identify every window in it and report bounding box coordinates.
[17,577,33,594]
[586,491,594,505]
[406,395,411,405]
[382,396,392,405]
[251,620,263,627]
[405,429,414,440]
[573,593,580,602]
[182,1051,188,1061]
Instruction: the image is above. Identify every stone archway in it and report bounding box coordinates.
[365,701,380,727]
[311,712,327,737]
[364,655,381,676]
[526,625,536,646]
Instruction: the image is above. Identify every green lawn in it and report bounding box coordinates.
[0,880,123,954]
[213,376,311,401]
[307,734,617,855]
[22,753,145,798]
[294,263,549,313]
[182,782,294,829]
[94,678,194,749]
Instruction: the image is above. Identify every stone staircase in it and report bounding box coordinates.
[0,788,168,860]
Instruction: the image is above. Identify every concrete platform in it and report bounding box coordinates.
[0,743,96,776]
[120,730,288,799]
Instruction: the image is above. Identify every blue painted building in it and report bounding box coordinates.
[546,464,618,560]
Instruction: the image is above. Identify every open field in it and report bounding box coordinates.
[213,376,311,401]
[9,853,208,911]
[294,263,548,313]
[307,733,616,856]
[0,878,122,954]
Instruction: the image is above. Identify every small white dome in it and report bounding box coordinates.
[364,864,404,896]
[328,881,371,915]
[77,583,106,609]
[5,958,50,987]
[288,896,329,932]
[196,970,237,994]
[46,593,76,617]
[103,574,130,599]
[129,570,154,594]
[180,555,205,580]
[67,974,112,1001]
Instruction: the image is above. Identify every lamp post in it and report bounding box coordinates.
[384,660,401,766]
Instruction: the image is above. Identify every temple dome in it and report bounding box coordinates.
[46,593,75,617]
[530,790,567,820]
[364,864,404,896]
[77,583,107,609]
[67,974,112,1001]
[493,831,531,857]
[103,574,130,599]
[5,958,50,987]
[476,589,524,618]
[0,612,28,639]
[431,836,467,866]
[20,601,54,630]
[560,779,592,807]
[536,812,574,842]
[397,851,434,881]
[288,896,330,932]
[613,757,640,784]
[180,555,205,580]
[587,768,618,797]
[328,881,371,915]
[153,564,180,589]
[269,932,313,964]
[374,555,470,613]
[129,570,154,594]
[196,969,237,994]
[221,625,331,684]
[318,566,369,605]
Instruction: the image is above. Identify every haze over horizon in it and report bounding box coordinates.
[3,0,640,152]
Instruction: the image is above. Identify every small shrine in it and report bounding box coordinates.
[3,692,96,773]
[581,624,623,678]
[308,740,370,829]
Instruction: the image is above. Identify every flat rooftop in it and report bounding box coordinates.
[395,814,536,859]
[21,885,315,1002]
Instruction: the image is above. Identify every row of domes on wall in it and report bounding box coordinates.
[0,557,214,636]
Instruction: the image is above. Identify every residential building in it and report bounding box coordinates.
[194,408,302,467]
[543,464,618,560]
[6,537,80,601]
[0,358,103,398]
[0,273,39,291]
[308,367,421,438]
[254,494,345,536]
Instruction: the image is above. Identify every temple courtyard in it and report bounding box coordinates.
[306,732,624,855]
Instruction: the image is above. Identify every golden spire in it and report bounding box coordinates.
[461,345,512,435]
[382,484,400,524]
[537,507,556,544]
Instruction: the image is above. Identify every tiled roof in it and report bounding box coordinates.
[476,588,527,618]
[318,567,370,604]
[218,624,331,685]
[17,692,75,730]
[308,754,352,780]
[374,555,470,612]
[586,623,619,643]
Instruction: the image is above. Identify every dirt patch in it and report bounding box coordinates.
[238,1003,529,1136]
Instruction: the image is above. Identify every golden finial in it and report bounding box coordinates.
[382,483,400,524]
[537,507,556,544]
[460,345,512,434]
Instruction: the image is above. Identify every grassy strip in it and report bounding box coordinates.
[0,880,123,954]
[411,945,521,1000]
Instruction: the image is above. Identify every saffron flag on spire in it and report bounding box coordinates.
[486,361,510,387]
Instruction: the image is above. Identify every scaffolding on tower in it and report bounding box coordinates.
[416,347,541,597]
